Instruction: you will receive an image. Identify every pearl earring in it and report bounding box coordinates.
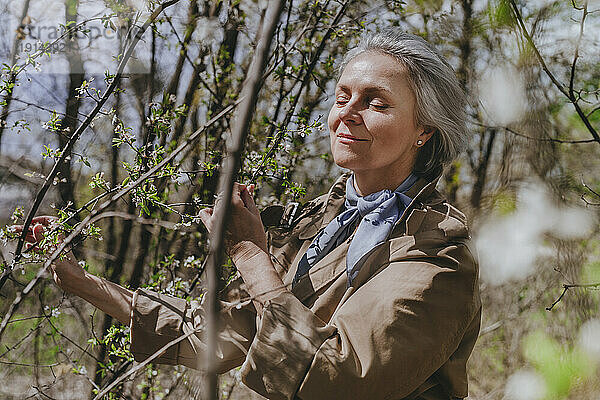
[416,140,423,146]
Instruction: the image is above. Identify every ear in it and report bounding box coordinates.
[415,126,435,147]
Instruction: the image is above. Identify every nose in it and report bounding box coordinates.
[338,100,361,125]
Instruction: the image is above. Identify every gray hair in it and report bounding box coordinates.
[340,29,468,178]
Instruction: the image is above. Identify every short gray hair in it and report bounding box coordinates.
[340,29,468,178]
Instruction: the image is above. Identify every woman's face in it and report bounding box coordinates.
[328,52,428,189]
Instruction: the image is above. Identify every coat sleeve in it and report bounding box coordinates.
[129,277,257,372]
[240,242,479,400]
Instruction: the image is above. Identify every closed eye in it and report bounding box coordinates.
[335,94,350,106]
[369,101,389,110]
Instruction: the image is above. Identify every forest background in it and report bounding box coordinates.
[0,0,599,399]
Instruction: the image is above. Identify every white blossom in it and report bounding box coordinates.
[504,369,546,400]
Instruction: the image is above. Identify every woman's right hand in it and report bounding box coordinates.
[10,217,133,324]
[11,216,83,293]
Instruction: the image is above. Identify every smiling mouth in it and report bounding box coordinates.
[337,133,368,141]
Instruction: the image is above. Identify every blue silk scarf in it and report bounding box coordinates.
[293,173,418,287]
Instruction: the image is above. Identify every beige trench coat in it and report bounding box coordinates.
[129,174,481,400]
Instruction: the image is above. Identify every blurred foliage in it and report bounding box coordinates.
[523,330,596,399]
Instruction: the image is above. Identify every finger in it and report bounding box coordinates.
[240,186,260,215]
[232,186,245,208]
[33,223,45,241]
[31,216,58,226]
[216,183,244,200]
[233,182,247,195]
[233,182,249,199]
[198,208,213,231]
[10,225,23,233]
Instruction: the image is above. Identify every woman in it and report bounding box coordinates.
[21,29,480,399]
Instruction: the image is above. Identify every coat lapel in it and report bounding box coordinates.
[286,172,445,303]
[289,240,349,303]
[297,174,348,240]
[286,175,349,302]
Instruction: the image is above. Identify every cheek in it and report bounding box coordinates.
[327,108,336,132]
[327,103,341,132]
[327,109,337,145]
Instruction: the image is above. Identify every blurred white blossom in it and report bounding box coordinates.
[504,369,547,400]
[475,182,595,285]
[578,318,600,362]
[478,65,527,125]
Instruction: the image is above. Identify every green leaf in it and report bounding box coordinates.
[488,0,516,28]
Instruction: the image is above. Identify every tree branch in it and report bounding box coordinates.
[92,328,200,400]
[546,282,600,311]
[509,0,599,144]
[472,121,596,144]
[0,0,182,292]
[0,99,238,342]
[202,2,284,399]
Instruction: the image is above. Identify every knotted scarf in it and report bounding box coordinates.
[293,173,418,287]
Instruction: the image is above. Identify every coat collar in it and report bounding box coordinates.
[298,172,443,240]
[290,172,445,302]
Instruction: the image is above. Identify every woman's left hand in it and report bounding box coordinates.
[199,183,286,307]
[198,183,268,264]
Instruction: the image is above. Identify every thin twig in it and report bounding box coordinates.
[581,178,600,199]
[581,195,600,206]
[92,328,200,400]
[78,211,198,232]
[163,13,218,99]
[0,99,239,342]
[546,282,600,310]
[10,97,86,122]
[0,0,183,293]
[569,0,587,98]
[472,121,596,144]
[509,0,599,143]
[0,360,59,368]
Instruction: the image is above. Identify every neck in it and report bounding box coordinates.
[352,169,414,196]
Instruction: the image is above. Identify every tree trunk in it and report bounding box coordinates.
[57,0,84,215]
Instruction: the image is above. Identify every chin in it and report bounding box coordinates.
[332,149,362,170]
[333,160,365,174]
[332,155,357,171]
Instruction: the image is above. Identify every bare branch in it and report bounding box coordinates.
[472,121,596,144]
[582,178,600,199]
[587,104,600,118]
[509,0,600,144]
[203,2,284,399]
[546,282,600,310]
[581,178,600,206]
[581,195,600,207]
[84,211,197,231]
[569,1,587,97]
[509,0,569,97]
